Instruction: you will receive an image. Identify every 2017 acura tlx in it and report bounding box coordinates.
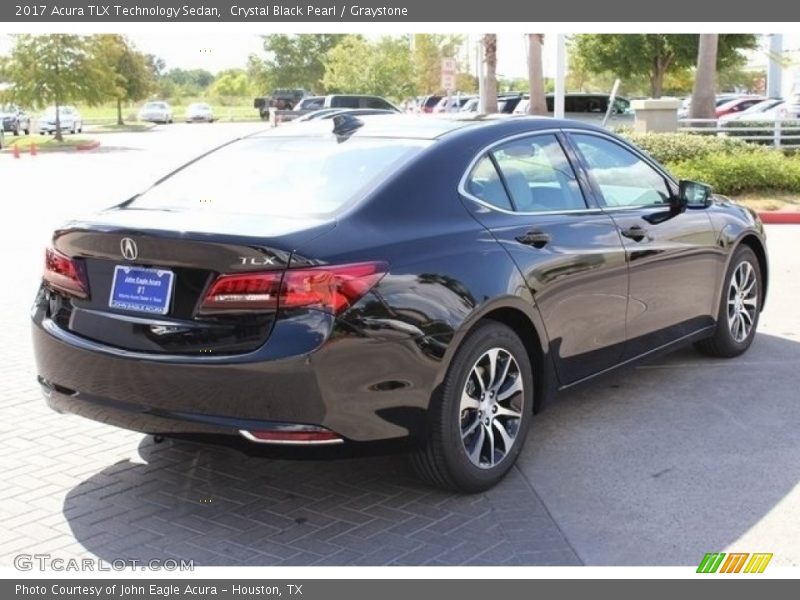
[32,115,768,491]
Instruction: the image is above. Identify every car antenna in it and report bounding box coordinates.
[331,114,364,141]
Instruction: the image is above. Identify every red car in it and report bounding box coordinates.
[715,96,767,118]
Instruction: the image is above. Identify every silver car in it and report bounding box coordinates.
[38,106,83,135]
[185,102,215,123]
[138,101,173,124]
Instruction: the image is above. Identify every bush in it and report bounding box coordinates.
[621,131,759,164]
[666,151,800,195]
[721,119,800,146]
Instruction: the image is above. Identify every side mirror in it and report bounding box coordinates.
[677,180,713,210]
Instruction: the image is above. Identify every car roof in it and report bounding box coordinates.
[247,114,604,141]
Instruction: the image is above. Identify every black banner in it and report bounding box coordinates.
[4,580,800,600]
[2,0,799,22]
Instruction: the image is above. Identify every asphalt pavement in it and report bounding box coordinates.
[0,122,797,566]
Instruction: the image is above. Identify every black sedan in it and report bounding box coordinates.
[32,116,768,491]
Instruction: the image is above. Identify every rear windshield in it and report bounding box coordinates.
[130,135,431,217]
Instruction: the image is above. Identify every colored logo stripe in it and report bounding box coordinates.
[744,553,773,573]
[697,553,726,573]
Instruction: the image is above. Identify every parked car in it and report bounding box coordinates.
[418,95,443,113]
[719,98,786,122]
[254,88,308,119]
[295,108,399,121]
[38,106,82,135]
[1,104,32,135]
[294,96,325,111]
[715,96,767,118]
[138,101,173,124]
[678,94,741,119]
[433,95,476,113]
[787,94,800,119]
[459,97,479,113]
[32,115,767,492]
[185,102,215,123]
[0,127,4,149]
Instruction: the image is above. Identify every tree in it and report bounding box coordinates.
[94,35,154,125]
[572,34,757,98]
[3,34,114,140]
[411,34,464,94]
[481,34,498,113]
[210,69,252,103]
[527,34,547,115]
[261,34,346,93]
[689,34,719,121]
[323,35,414,101]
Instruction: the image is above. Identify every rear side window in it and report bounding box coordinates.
[131,136,431,218]
[465,156,514,211]
[330,96,360,108]
[365,97,392,110]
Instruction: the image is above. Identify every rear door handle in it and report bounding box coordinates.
[515,230,551,248]
[620,225,647,242]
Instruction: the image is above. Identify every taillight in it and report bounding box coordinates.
[199,261,387,315]
[43,247,88,298]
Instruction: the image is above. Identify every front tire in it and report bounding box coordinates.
[412,321,533,492]
[695,245,761,358]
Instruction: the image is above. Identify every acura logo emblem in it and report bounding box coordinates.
[120,238,138,261]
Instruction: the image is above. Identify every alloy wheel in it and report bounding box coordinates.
[727,260,758,343]
[459,347,524,469]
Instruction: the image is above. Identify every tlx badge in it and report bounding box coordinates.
[238,256,275,266]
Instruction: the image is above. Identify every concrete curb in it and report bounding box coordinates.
[759,212,800,224]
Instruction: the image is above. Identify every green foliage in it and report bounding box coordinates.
[92,35,154,124]
[210,69,252,102]
[571,34,757,98]
[261,34,346,93]
[2,34,118,138]
[412,34,464,94]
[3,34,114,109]
[322,36,414,101]
[622,132,756,163]
[621,131,800,195]
[668,151,800,195]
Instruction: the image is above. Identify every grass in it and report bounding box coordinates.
[729,191,800,212]
[1,134,98,153]
[79,100,262,124]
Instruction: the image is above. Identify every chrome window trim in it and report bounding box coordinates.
[457,128,601,217]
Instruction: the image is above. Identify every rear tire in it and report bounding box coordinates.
[695,245,761,358]
[411,321,533,492]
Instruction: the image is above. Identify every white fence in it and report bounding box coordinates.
[678,117,800,150]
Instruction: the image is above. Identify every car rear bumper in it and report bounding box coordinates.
[31,309,439,444]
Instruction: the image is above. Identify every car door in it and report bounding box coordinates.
[461,132,629,384]
[567,131,722,358]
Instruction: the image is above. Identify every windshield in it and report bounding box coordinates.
[144,103,167,110]
[189,104,210,110]
[130,135,432,218]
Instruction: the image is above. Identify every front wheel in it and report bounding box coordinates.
[412,321,533,492]
[695,245,761,358]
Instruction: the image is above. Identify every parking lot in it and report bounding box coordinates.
[1,122,798,566]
